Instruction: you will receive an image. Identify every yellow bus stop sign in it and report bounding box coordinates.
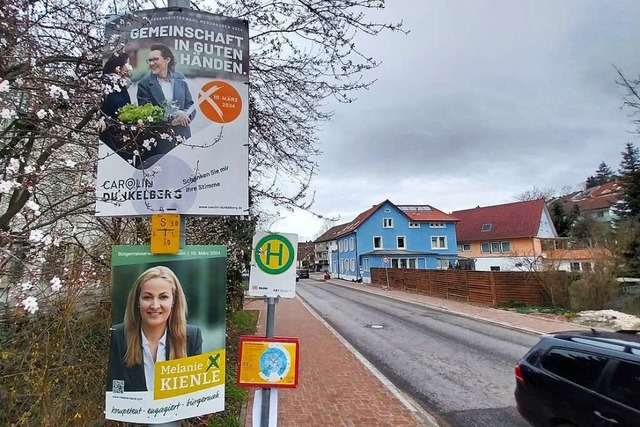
[254,234,295,274]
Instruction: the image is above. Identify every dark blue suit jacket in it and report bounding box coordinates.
[106,323,203,392]
[137,72,195,140]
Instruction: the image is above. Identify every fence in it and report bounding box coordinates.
[370,268,570,307]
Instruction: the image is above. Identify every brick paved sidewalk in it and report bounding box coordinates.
[243,297,428,427]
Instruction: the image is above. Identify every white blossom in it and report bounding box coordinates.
[65,160,76,167]
[20,281,33,291]
[24,165,35,174]
[25,200,40,215]
[36,109,47,119]
[22,296,39,314]
[50,276,62,292]
[14,78,24,86]
[47,84,69,100]
[1,108,16,119]
[29,229,44,242]
[0,180,18,194]
[7,158,20,174]
[0,79,9,92]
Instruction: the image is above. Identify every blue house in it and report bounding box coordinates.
[316,200,459,284]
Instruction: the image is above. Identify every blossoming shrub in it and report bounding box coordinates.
[0,251,112,426]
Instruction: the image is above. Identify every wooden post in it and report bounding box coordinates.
[490,271,497,307]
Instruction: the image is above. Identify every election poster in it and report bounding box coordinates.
[105,245,227,424]
[96,8,249,217]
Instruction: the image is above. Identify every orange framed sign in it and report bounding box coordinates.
[237,336,299,388]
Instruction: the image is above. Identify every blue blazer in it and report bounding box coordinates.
[136,72,195,140]
[106,323,203,392]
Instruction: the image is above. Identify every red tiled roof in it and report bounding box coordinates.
[397,205,459,222]
[336,201,388,237]
[545,248,610,261]
[452,199,546,241]
[557,181,622,213]
[297,242,315,261]
[314,222,352,243]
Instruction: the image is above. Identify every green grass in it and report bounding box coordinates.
[500,300,573,317]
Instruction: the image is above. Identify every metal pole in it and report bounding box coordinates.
[261,297,277,427]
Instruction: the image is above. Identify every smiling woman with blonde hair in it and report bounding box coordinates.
[107,266,202,394]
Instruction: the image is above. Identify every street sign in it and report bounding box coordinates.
[150,214,180,254]
[248,231,298,298]
[382,256,390,265]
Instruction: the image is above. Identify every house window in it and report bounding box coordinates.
[373,236,382,249]
[481,242,490,253]
[363,258,370,271]
[408,258,416,269]
[429,222,445,228]
[391,258,399,268]
[339,241,343,252]
[436,259,449,269]
[339,259,344,272]
[399,258,408,268]
[491,242,501,253]
[501,241,511,252]
[409,222,420,228]
[490,266,501,271]
[431,236,447,249]
[350,258,355,271]
[349,237,354,251]
[383,218,394,228]
[481,223,492,231]
[462,243,471,252]
[397,236,406,249]
[570,262,580,272]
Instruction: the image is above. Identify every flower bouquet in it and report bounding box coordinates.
[99,103,182,169]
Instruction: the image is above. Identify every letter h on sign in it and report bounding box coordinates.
[265,242,283,266]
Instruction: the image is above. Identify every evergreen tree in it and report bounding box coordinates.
[595,161,614,184]
[549,200,578,237]
[585,161,614,188]
[615,143,640,219]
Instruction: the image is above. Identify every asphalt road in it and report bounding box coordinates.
[296,280,539,427]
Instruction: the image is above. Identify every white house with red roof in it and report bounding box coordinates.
[451,199,559,271]
[315,200,459,283]
[556,181,622,226]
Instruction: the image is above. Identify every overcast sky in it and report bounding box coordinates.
[268,0,640,242]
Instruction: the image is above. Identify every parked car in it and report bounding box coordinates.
[515,329,640,427]
[297,268,309,279]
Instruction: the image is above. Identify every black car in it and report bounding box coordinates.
[297,268,310,279]
[515,329,640,427]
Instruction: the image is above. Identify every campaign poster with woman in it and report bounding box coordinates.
[95,8,249,217]
[105,245,227,424]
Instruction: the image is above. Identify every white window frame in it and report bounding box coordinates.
[409,222,420,228]
[350,258,355,271]
[481,242,491,253]
[408,258,416,269]
[383,218,394,228]
[397,236,406,249]
[501,241,511,253]
[429,222,446,228]
[339,240,343,252]
[363,258,370,271]
[462,243,471,252]
[373,236,382,249]
[436,259,449,269]
[349,237,354,251]
[431,236,447,249]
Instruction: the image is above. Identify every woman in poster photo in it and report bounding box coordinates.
[107,266,203,397]
[137,43,195,140]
